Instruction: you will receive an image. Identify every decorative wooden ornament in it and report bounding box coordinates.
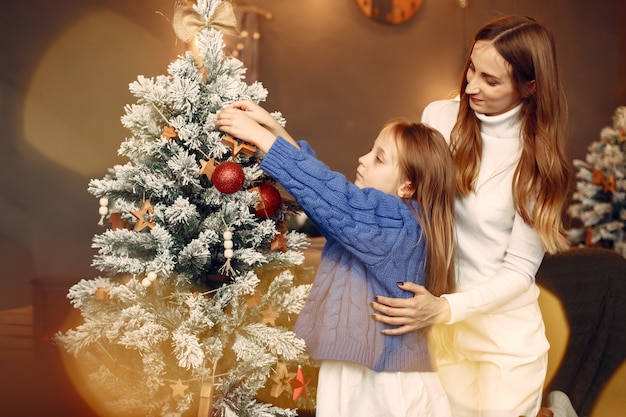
[222,135,257,157]
[199,157,216,179]
[269,361,296,398]
[355,0,423,25]
[243,290,262,308]
[131,199,156,231]
[217,227,236,277]
[591,169,604,185]
[603,175,616,193]
[161,125,178,142]
[170,379,189,398]
[591,169,617,193]
[222,228,234,260]
[141,271,159,288]
[108,212,131,230]
[197,381,214,417]
[259,305,279,326]
[270,232,288,253]
[98,197,109,225]
[95,287,110,301]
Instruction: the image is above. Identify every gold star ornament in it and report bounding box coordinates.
[161,125,178,142]
[260,305,279,326]
[131,199,156,231]
[269,361,296,398]
[170,379,189,398]
[270,232,288,253]
[199,158,216,179]
[222,135,256,157]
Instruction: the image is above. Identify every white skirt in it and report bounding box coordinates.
[315,360,452,417]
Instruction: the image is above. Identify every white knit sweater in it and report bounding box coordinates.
[421,100,544,324]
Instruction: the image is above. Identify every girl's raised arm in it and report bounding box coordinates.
[221,100,299,148]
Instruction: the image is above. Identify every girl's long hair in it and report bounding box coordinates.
[384,120,456,297]
[452,15,573,254]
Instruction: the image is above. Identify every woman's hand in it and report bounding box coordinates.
[371,282,451,335]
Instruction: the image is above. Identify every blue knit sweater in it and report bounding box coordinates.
[260,136,434,372]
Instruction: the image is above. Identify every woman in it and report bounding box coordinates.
[371,15,573,417]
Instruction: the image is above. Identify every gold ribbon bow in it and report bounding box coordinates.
[173,1,240,44]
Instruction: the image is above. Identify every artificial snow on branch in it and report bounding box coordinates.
[567,105,626,257]
[54,1,317,416]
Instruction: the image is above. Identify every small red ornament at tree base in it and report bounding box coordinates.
[252,183,281,218]
[289,365,310,401]
[212,161,245,194]
[537,409,554,417]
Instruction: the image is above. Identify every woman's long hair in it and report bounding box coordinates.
[451,15,573,254]
[384,120,456,297]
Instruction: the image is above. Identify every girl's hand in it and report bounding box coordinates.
[216,107,276,153]
[225,100,282,134]
[218,100,300,150]
[371,282,451,335]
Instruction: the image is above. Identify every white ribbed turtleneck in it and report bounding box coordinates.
[421,99,545,325]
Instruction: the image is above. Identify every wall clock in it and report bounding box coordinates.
[356,0,423,25]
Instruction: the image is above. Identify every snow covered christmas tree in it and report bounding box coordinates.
[567,105,626,258]
[55,1,317,416]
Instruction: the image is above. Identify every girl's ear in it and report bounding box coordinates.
[397,181,414,199]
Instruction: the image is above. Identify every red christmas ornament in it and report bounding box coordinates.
[253,183,281,218]
[289,365,310,401]
[212,161,245,194]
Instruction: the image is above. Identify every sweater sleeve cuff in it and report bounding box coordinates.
[262,136,299,170]
[297,140,316,157]
[441,293,468,324]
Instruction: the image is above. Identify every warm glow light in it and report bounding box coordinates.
[537,286,569,387]
[23,11,178,177]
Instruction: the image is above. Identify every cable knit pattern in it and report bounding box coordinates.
[260,137,434,372]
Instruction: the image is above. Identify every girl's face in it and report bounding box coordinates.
[465,40,522,116]
[355,131,411,197]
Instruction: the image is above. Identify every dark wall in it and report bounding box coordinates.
[0,0,621,309]
[253,0,619,172]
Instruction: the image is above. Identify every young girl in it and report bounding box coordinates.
[216,100,455,417]
[370,15,573,417]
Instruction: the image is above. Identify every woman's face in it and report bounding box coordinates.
[465,40,522,116]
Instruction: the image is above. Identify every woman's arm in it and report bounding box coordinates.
[372,213,544,333]
[372,283,450,334]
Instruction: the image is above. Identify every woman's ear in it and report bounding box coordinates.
[398,181,414,199]
[522,80,537,98]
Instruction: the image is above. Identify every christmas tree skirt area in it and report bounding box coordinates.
[0,269,324,417]
[0,236,325,417]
